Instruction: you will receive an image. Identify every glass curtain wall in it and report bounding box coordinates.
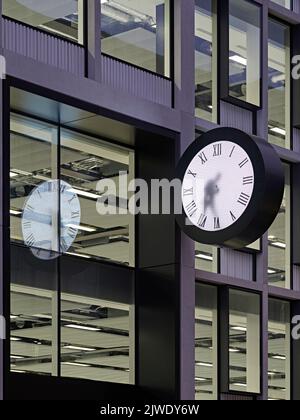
[195,0,217,122]
[101,0,171,77]
[10,112,135,383]
[195,283,218,400]
[271,0,292,9]
[268,299,291,400]
[229,289,260,394]
[3,0,84,43]
[268,165,291,289]
[268,19,291,149]
[228,0,261,107]
[195,243,218,273]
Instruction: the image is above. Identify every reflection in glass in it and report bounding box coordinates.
[10,282,57,376]
[195,0,217,122]
[268,19,290,149]
[271,0,292,9]
[195,283,218,400]
[268,165,290,289]
[228,0,261,107]
[10,113,58,375]
[60,285,134,384]
[101,0,170,76]
[10,110,135,383]
[10,114,134,267]
[229,289,260,394]
[10,113,58,256]
[195,243,218,273]
[3,0,83,43]
[60,129,134,266]
[268,299,290,400]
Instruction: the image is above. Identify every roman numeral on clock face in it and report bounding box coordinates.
[23,221,31,230]
[25,233,35,247]
[239,158,249,169]
[188,170,197,178]
[198,152,208,165]
[229,146,236,158]
[198,213,207,228]
[214,217,220,230]
[68,227,77,239]
[243,176,254,185]
[183,188,193,197]
[213,143,222,157]
[238,192,250,206]
[230,211,237,222]
[186,201,197,218]
[71,211,80,219]
[60,237,68,252]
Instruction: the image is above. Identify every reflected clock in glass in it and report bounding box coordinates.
[176,127,285,249]
[22,180,81,260]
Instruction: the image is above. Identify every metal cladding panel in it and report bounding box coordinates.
[293,0,300,13]
[2,18,85,77]
[220,248,253,281]
[220,101,253,135]
[101,54,172,107]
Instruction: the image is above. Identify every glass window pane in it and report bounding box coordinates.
[60,260,134,384]
[10,113,59,376]
[195,243,218,273]
[271,0,292,9]
[195,283,218,400]
[228,0,261,107]
[268,19,290,149]
[229,289,260,394]
[10,105,135,384]
[60,129,134,266]
[195,0,217,122]
[268,299,291,400]
[268,164,291,289]
[3,0,84,43]
[101,0,170,76]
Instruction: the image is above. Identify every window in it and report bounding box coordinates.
[227,0,261,108]
[271,0,292,9]
[10,112,135,383]
[195,0,217,122]
[3,0,84,43]
[268,299,291,400]
[268,19,291,149]
[195,244,218,273]
[229,289,260,394]
[101,0,171,77]
[268,164,291,289]
[195,283,218,400]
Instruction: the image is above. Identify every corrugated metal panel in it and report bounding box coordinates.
[220,101,253,135]
[2,18,85,77]
[293,266,300,291]
[293,128,300,153]
[101,54,172,107]
[220,248,254,281]
[293,0,300,13]
[220,393,254,401]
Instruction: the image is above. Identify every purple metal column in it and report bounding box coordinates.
[174,0,196,401]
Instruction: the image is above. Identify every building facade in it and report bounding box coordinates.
[0,0,300,401]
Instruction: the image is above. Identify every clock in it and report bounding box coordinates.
[22,180,81,260]
[176,128,285,249]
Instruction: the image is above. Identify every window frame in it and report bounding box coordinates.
[218,0,263,112]
[219,286,262,396]
[100,0,174,80]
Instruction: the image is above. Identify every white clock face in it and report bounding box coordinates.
[182,141,255,232]
[22,180,81,260]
